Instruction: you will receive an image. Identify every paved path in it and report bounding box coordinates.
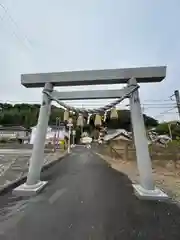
[0,146,180,239]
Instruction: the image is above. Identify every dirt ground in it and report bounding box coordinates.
[96,153,180,203]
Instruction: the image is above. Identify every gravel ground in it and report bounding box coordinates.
[0,149,66,191]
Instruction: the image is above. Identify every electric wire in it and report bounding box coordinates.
[0,2,32,49]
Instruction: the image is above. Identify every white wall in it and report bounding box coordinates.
[30,126,68,145]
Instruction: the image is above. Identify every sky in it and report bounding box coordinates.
[0,0,180,122]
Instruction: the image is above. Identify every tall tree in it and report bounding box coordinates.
[0,103,158,130]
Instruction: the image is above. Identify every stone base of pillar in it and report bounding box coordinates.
[13,181,48,196]
[133,184,168,201]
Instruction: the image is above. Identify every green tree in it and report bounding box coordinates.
[0,103,159,131]
[155,122,169,135]
[155,121,180,140]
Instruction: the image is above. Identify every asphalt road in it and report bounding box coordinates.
[0,146,180,239]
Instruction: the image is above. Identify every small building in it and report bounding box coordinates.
[103,129,132,142]
[30,125,69,145]
[103,129,132,161]
[147,129,171,147]
[0,125,29,143]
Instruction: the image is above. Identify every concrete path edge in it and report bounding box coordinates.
[0,151,68,195]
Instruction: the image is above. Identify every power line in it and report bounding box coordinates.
[145,92,180,120]
[142,103,176,105]
[0,11,23,45]
[0,101,176,109]
[153,107,177,118]
[0,3,32,49]
[0,93,178,119]
[143,99,175,102]
[0,3,31,42]
[143,107,176,110]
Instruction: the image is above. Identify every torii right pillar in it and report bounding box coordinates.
[129,77,168,200]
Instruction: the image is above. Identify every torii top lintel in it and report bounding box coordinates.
[21,66,166,88]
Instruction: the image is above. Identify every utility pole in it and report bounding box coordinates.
[174,90,180,119]
[67,118,73,153]
[168,123,173,141]
[54,117,60,151]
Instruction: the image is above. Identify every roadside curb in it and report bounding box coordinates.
[0,151,68,195]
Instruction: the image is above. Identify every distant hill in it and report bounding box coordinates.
[0,103,158,130]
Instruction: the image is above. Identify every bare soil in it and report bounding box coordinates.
[97,153,180,203]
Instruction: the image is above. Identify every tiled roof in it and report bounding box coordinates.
[104,129,131,141]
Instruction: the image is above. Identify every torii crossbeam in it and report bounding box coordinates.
[21,66,166,87]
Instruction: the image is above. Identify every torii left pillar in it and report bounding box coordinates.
[13,82,53,196]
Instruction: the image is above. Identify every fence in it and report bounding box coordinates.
[101,140,180,168]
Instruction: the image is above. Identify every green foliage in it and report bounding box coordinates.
[155,122,180,140]
[155,122,169,135]
[0,103,64,129]
[143,115,158,127]
[0,138,8,143]
[167,139,180,147]
[106,109,158,130]
[0,103,158,131]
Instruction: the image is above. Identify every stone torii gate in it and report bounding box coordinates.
[13,66,168,200]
